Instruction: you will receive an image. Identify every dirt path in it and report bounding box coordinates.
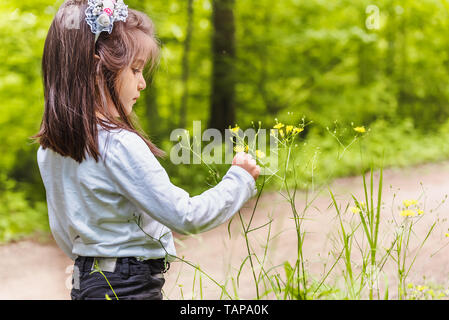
[2,161,449,300]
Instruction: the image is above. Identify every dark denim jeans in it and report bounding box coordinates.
[71,256,169,300]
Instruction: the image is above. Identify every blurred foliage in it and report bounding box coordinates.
[0,173,49,242]
[1,0,449,242]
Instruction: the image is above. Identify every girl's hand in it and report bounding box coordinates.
[232,152,261,181]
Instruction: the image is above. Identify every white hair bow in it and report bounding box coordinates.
[85,0,128,42]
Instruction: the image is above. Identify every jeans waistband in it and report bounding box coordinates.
[75,256,170,275]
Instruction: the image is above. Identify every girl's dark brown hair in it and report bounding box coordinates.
[31,0,166,163]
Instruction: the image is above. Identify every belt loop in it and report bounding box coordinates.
[120,257,130,279]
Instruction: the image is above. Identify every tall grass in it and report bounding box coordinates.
[154,119,448,300]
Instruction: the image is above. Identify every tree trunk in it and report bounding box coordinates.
[208,0,236,135]
[179,0,194,129]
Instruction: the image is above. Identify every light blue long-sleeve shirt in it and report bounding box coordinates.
[37,125,258,261]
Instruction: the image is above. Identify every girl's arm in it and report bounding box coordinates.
[105,131,258,235]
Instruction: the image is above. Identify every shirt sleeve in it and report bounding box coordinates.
[104,131,258,235]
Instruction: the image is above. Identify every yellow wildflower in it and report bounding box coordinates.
[400,209,417,217]
[417,209,424,215]
[403,199,418,208]
[353,126,366,133]
[416,285,427,292]
[292,127,304,134]
[230,126,240,134]
[350,207,361,214]
[255,150,265,159]
[234,144,249,153]
[286,125,293,135]
[445,233,449,238]
[279,129,285,138]
[273,123,284,130]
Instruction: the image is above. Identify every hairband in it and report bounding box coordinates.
[85,0,128,43]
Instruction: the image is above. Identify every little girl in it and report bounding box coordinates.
[33,0,260,300]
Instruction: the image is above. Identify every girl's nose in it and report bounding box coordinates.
[138,76,146,91]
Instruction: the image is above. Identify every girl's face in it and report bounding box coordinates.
[115,32,153,116]
[116,59,146,115]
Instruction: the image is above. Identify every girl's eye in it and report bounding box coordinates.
[132,68,141,74]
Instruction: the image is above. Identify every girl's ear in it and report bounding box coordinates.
[94,54,100,61]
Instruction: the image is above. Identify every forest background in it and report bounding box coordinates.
[2,0,449,242]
